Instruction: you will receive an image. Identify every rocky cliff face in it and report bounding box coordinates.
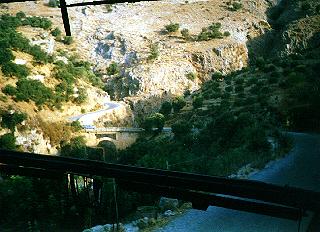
[67,0,271,115]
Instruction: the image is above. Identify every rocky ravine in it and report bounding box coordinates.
[3,0,273,117]
[67,0,272,115]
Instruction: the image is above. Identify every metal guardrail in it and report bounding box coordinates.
[0,150,320,221]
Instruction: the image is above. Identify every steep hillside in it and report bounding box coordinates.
[3,0,275,119]
[0,9,122,153]
[119,0,320,175]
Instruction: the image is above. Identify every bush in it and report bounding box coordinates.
[24,16,52,30]
[172,96,186,113]
[0,133,16,150]
[301,2,311,11]
[0,110,27,131]
[172,120,192,138]
[0,47,15,65]
[234,85,244,92]
[16,11,26,19]
[193,96,204,109]
[196,23,224,41]
[229,2,243,11]
[70,120,82,132]
[48,0,59,7]
[223,31,231,37]
[225,86,233,92]
[181,28,191,40]
[51,27,61,37]
[212,72,223,80]
[107,62,120,75]
[74,87,87,104]
[234,78,244,85]
[1,62,30,79]
[186,72,197,81]
[159,101,172,116]
[63,36,73,45]
[148,43,159,61]
[29,45,52,64]
[14,79,54,106]
[2,85,17,96]
[165,23,179,33]
[142,113,165,132]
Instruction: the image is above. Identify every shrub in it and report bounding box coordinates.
[105,4,113,12]
[148,43,159,61]
[159,101,172,116]
[70,120,82,132]
[212,72,223,80]
[2,85,17,96]
[181,28,191,40]
[48,0,59,7]
[165,23,179,33]
[229,2,243,11]
[0,133,16,150]
[172,96,186,113]
[14,79,54,106]
[16,11,26,19]
[234,85,244,92]
[0,47,15,65]
[107,62,120,75]
[142,113,165,132]
[63,36,73,45]
[29,45,52,64]
[172,120,192,138]
[0,110,27,131]
[225,86,233,92]
[1,62,30,79]
[235,78,244,85]
[51,27,61,37]
[268,75,278,84]
[186,72,197,81]
[193,96,204,109]
[301,2,311,11]
[223,31,231,37]
[197,23,224,41]
[24,16,52,30]
[74,88,87,104]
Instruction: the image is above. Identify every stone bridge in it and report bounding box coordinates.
[85,127,172,150]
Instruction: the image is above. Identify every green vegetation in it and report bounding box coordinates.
[159,101,172,116]
[148,43,159,61]
[172,96,186,113]
[227,1,243,11]
[1,62,30,79]
[63,36,73,45]
[186,72,197,81]
[0,13,53,79]
[197,22,224,41]
[107,62,120,75]
[0,133,16,150]
[224,31,231,37]
[164,23,179,33]
[192,95,204,109]
[70,120,82,132]
[142,113,165,132]
[51,27,61,37]
[0,110,27,131]
[48,0,60,7]
[105,4,113,12]
[181,28,191,40]
[7,79,54,107]
[171,120,192,139]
